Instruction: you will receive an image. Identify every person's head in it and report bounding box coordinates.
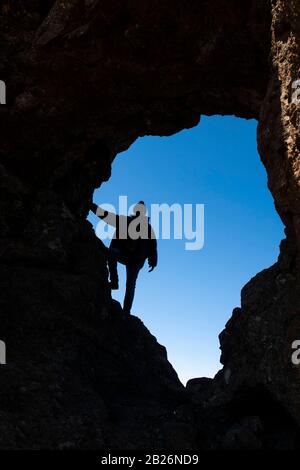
[133,200,147,216]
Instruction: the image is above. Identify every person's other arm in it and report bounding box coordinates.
[148,225,158,272]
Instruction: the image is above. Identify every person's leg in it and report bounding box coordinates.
[123,264,140,314]
[108,248,119,289]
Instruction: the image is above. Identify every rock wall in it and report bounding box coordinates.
[0,0,299,449]
[215,0,300,441]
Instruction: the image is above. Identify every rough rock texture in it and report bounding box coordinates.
[0,0,300,449]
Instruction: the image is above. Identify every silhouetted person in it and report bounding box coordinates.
[91,201,157,314]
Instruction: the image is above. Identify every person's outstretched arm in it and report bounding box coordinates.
[90,203,119,227]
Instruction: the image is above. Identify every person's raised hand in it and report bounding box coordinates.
[91,202,98,214]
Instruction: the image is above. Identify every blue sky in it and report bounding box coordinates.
[88,116,284,385]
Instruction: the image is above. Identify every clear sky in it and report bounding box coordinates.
[88,116,284,385]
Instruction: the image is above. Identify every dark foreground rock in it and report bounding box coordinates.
[0,287,195,449]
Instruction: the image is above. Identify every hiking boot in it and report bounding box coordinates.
[109,281,119,290]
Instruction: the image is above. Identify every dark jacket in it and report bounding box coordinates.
[95,207,157,267]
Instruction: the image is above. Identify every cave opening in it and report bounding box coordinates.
[88,116,284,385]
